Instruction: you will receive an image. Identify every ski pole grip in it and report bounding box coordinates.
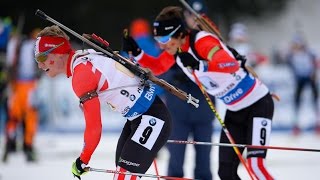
[84,167,90,172]
[35,9,47,20]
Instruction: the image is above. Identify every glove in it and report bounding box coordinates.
[227,45,247,68]
[71,157,87,180]
[178,52,200,70]
[121,29,141,56]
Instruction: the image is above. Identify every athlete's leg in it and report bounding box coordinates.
[24,105,38,162]
[309,77,320,133]
[247,93,274,180]
[113,166,141,180]
[115,120,132,166]
[293,78,306,134]
[2,86,22,162]
[165,89,191,178]
[193,121,213,180]
[247,157,273,180]
[218,110,247,180]
[114,97,171,180]
[166,119,190,178]
[247,117,274,180]
[294,78,305,111]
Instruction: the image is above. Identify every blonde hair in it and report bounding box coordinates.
[37,25,70,40]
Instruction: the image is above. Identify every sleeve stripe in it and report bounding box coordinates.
[207,46,220,60]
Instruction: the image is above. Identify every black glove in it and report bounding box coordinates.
[71,157,87,180]
[178,52,200,70]
[227,45,247,68]
[122,29,141,56]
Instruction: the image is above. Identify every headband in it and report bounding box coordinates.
[153,18,185,36]
[34,36,72,56]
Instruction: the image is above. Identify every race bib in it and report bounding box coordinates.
[131,115,164,150]
[252,117,272,146]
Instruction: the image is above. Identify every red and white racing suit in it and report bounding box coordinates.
[67,49,171,179]
[135,31,274,180]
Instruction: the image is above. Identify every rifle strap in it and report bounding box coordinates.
[79,90,98,104]
[188,30,206,60]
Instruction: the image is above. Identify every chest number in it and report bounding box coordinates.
[120,89,136,101]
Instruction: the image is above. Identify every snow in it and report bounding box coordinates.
[1,132,320,180]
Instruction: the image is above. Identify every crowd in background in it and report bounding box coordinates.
[0,17,42,162]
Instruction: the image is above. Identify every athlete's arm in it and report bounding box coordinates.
[72,62,106,164]
[195,36,239,73]
[136,51,176,75]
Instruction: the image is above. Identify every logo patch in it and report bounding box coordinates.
[218,62,237,69]
[209,81,218,88]
[164,26,174,30]
[144,85,156,101]
[118,157,140,167]
[149,118,157,126]
[44,43,58,47]
[261,119,268,126]
[223,88,244,103]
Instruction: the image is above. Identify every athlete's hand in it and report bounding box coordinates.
[179,52,200,70]
[71,157,87,180]
[122,29,141,56]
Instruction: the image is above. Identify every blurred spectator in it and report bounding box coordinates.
[228,22,268,68]
[160,65,215,180]
[0,17,12,144]
[2,28,41,163]
[164,1,215,179]
[285,32,319,135]
[129,18,161,57]
[0,17,12,54]
[0,59,8,136]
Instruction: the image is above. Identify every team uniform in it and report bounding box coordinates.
[135,30,274,179]
[66,49,172,179]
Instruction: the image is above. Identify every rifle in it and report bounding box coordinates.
[179,0,264,80]
[178,0,224,41]
[179,0,280,101]
[35,9,199,108]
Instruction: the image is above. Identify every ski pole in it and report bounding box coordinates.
[85,167,199,180]
[168,140,320,152]
[153,159,160,180]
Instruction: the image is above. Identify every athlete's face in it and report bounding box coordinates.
[37,54,65,77]
[157,37,182,55]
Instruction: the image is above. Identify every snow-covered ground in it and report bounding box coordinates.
[1,132,320,180]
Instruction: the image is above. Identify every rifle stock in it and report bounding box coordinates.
[114,52,199,108]
[148,74,199,108]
